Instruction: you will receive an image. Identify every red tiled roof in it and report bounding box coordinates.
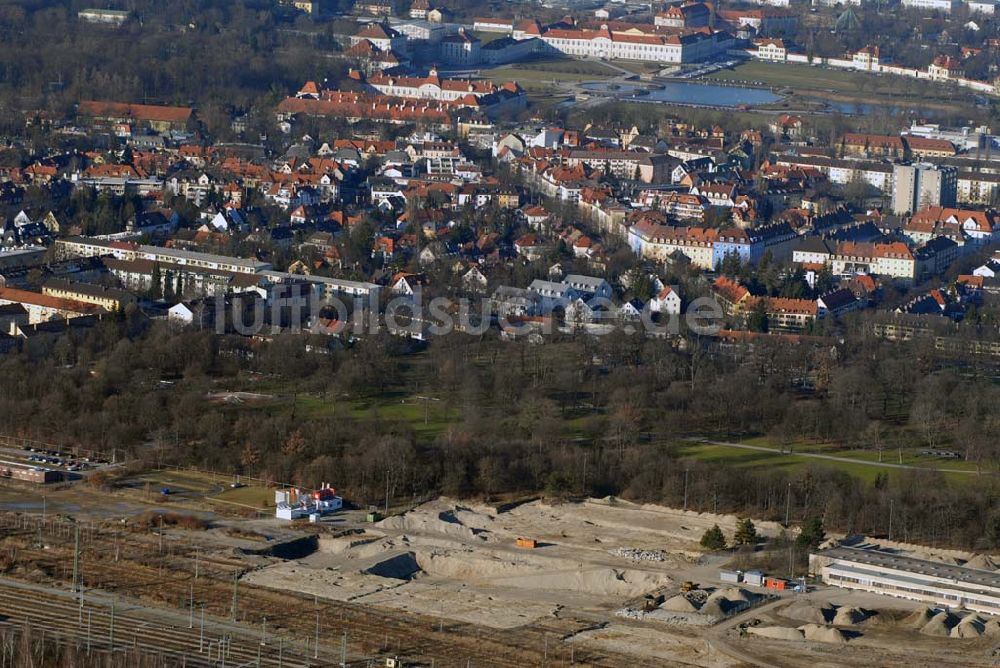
[78,101,192,124]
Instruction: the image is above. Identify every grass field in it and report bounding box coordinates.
[706,60,867,93]
[121,469,276,505]
[484,56,621,86]
[209,485,274,509]
[704,60,969,112]
[293,393,457,441]
[125,470,225,496]
[471,30,509,45]
[674,440,979,484]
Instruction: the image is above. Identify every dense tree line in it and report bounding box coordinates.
[0,0,349,140]
[3,307,1000,549]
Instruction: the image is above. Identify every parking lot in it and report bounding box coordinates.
[0,436,118,482]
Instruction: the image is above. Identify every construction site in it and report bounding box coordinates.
[1,479,1000,666]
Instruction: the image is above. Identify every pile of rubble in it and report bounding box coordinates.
[615,607,648,620]
[609,547,667,562]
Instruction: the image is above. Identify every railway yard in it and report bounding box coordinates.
[0,507,634,667]
[1,471,1000,667]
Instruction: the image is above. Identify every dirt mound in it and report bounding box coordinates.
[377,502,495,543]
[716,587,755,603]
[785,601,835,624]
[704,590,749,616]
[749,626,804,641]
[365,552,423,580]
[698,598,728,619]
[832,606,870,625]
[903,607,937,629]
[660,594,700,613]
[502,568,670,598]
[920,611,959,637]
[800,623,850,644]
[964,554,1000,571]
[951,615,986,638]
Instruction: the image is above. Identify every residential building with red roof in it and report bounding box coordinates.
[928,54,963,81]
[77,101,193,132]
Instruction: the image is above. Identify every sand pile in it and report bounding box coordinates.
[704,590,747,615]
[377,501,500,543]
[716,587,755,603]
[833,606,870,625]
[785,601,836,624]
[660,594,700,613]
[903,607,937,629]
[950,614,986,638]
[499,568,671,598]
[964,554,1000,571]
[319,535,393,556]
[749,626,805,641]
[800,624,850,644]
[920,611,959,637]
[699,599,727,618]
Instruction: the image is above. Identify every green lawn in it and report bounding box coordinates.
[209,485,274,509]
[485,57,621,85]
[472,31,509,45]
[127,469,226,496]
[674,442,978,484]
[292,393,457,441]
[705,60,872,93]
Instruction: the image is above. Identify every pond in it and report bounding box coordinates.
[579,81,782,108]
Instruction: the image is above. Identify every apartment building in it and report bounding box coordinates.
[892,163,958,215]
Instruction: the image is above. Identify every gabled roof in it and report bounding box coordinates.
[78,101,192,124]
[712,276,750,304]
[356,23,401,39]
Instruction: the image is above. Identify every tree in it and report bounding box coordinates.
[163,270,175,303]
[797,516,826,550]
[149,263,163,300]
[747,299,769,333]
[734,517,758,546]
[700,524,727,550]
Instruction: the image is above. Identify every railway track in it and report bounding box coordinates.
[0,580,325,667]
[0,514,633,667]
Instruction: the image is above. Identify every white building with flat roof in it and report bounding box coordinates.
[901,0,959,12]
[811,546,1000,616]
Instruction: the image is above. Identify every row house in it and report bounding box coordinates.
[658,192,709,220]
[626,220,716,269]
[957,171,1000,206]
[840,133,906,159]
[906,206,1000,245]
[167,173,217,207]
[277,92,452,130]
[0,287,103,324]
[914,236,961,279]
[751,296,817,332]
[691,182,738,207]
[773,155,892,192]
[830,241,916,282]
[565,149,672,183]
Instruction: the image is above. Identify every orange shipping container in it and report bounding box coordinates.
[516,537,537,549]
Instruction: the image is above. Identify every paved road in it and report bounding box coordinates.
[686,438,981,475]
